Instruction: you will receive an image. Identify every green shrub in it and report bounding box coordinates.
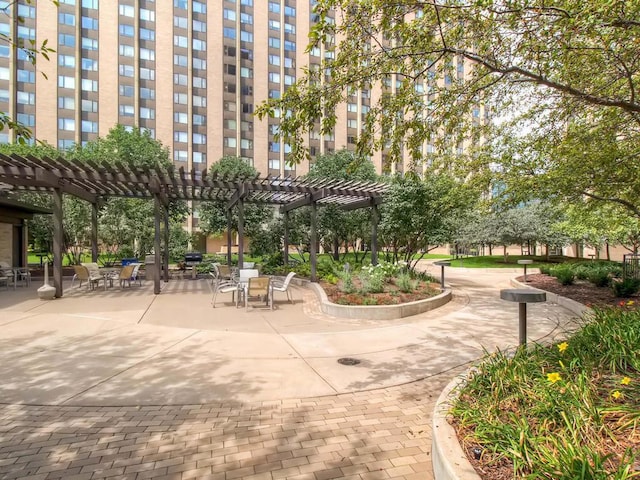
[587,268,611,287]
[573,264,590,280]
[361,297,378,305]
[551,264,575,285]
[337,270,355,294]
[396,273,416,293]
[612,278,640,297]
[358,270,385,293]
[539,264,552,275]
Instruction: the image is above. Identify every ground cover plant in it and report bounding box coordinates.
[450,306,640,479]
[450,255,561,269]
[319,261,440,305]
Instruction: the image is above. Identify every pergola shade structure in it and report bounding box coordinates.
[0,153,387,297]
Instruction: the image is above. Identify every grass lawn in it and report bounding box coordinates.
[450,255,567,268]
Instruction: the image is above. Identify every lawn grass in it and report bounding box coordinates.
[450,255,565,268]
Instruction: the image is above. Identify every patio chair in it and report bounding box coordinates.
[217,264,234,282]
[117,265,136,288]
[72,265,103,290]
[130,263,143,286]
[244,276,271,311]
[271,272,297,305]
[0,262,14,289]
[209,276,240,308]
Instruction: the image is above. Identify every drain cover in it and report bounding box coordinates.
[337,357,361,366]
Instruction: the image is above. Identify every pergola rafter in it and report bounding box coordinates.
[0,154,387,295]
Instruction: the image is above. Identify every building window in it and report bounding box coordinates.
[58,54,76,67]
[240,138,252,149]
[120,85,134,97]
[17,91,35,105]
[174,112,188,123]
[193,57,206,70]
[82,0,98,8]
[269,20,280,31]
[140,68,155,80]
[119,105,135,117]
[193,152,205,163]
[193,114,205,126]
[193,1,206,13]
[58,75,75,89]
[59,13,76,25]
[140,48,155,61]
[269,55,280,66]
[174,0,187,9]
[58,139,74,149]
[140,87,155,99]
[82,58,98,71]
[17,113,35,127]
[140,8,155,21]
[82,38,98,50]
[59,33,76,47]
[119,24,134,37]
[174,35,187,48]
[269,72,280,83]
[193,76,206,88]
[268,37,280,48]
[193,95,206,107]
[82,120,98,133]
[174,73,187,86]
[82,99,98,112]
[140,107,155,119]
[240,67,253,78]
[174,150,187,162]
[193,39,206,51]
[223,27,236,39]
[140,28,155,41]
[119,44,134,57]
[224,137,237,148]
[82,79,98,91]
[241,13,252,24]
[174,54,187,67]
[174,93,187,104]
[224,119,237,130]
[58,118,75,131]
[82,16,98,29]
[193,133,206,144]
[174,16,187,29]
[193,19,206,32]
[269,2,280,13]
[223,9,236,21]
[119,64,135,77]
[174,131,188,142]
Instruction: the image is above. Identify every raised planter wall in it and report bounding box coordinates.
[307,281,452,320]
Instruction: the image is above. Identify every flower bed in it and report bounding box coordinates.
[320,278,440,305]
[448,305,640,479]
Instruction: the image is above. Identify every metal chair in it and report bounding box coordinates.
[271,272,297,305]
[209,275,240,308]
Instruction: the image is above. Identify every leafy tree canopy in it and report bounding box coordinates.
[259,0,639,164]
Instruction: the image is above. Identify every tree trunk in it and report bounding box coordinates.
[545,244,550,261]
[503,246,508,263]
[488,244,493,256]
[333,237,340,261]
[606,242,611,261]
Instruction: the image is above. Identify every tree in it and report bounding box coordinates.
[306,150,379,263]
[257,1,640,215]
[379,173,476,270]
[0,1,56,142]
[74,126,190,259]
[197,156,271,240]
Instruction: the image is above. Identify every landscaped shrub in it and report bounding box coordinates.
[396,273,416,293]
[358,270,385,294]
[539,264,552,275]
[336,270,355,294]
[551,264,575,285]
[612,278,640,297]
[451,307,640,479]
[587,267,611,287]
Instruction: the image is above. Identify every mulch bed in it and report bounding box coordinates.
[319,279,440,305]
[521,273,639,308]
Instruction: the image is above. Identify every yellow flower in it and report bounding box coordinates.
[547,372,562,383]
[612,390,623,400]
[621,377,631,385]
[627,300,635,306]
[557,342,568,353]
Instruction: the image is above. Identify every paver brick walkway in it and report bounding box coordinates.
[0,373,459,480]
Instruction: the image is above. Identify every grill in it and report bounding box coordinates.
[184,252,203,267]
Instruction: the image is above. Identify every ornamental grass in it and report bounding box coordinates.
[450,306,640,479]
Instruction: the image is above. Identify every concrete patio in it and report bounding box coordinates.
[0,263,580,479]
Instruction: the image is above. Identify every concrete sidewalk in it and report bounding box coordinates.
[0,264,579,479]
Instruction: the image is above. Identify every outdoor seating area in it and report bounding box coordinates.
[209,262,297,310]
[0,262,32,290]
[70,261,143,291]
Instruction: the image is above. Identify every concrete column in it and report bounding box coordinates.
[371,204,379,266]
[283,210,289,266]
[153,195,161,294]
[163,206,169,283]
[226,209,233,266]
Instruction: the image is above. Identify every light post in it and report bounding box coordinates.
[433,261,451,291]
[500,289,547,346]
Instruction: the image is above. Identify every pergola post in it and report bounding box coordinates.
[226,209,232,266]
[238,198,244,268]
[310,201,317,282]
[371,204,379,266]
[163,205,169,283]
[52,188,63,298]
[153,194,161,295]
[283,210,289,266]
[91,203,98,263]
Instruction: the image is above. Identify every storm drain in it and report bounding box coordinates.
[337,357,361,366]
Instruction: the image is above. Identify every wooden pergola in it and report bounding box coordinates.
[0,153,387,297]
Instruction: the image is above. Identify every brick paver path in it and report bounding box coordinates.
[0,371,462,480]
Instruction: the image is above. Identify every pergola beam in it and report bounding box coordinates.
[280,188,330,213]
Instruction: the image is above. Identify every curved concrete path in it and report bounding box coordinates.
[0,264,579,480]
